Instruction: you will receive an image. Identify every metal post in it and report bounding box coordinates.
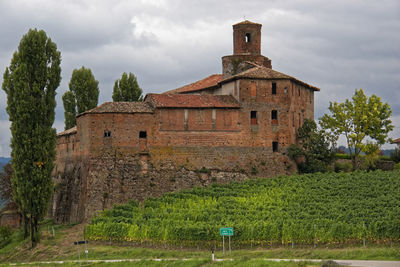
[223,235,225,256]
[85,241,88,264]
[77,245,81,267]
[363,222,366,247]
[211,249,215,261]
[229,236,231,255]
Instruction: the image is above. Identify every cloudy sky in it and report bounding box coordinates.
[0,0,399,156]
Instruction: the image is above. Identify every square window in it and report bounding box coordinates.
[139,131,147,139]
[104,130,111,138]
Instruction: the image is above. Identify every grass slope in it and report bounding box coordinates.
[86,170,400,247]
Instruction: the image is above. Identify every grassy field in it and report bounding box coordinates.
[0,222,399,266]
[1,170,400,266]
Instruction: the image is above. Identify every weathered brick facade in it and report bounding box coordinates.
[51,21,319,222]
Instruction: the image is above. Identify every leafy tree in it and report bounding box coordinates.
[320,89,393,169]
[288,119,336,173]
[2,29,61,246]
[62,91,76,130]
[62,66,98,129]
[112,72,143,102]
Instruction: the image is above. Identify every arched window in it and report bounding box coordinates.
[245,33,251,43]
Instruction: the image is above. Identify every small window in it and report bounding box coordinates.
[245,33,251,43]
[104,130,111,138]
[250,111,257,125]
[272,82,277,95]
[298,88,301,96]
[272,141,279,152]
[284,87,288,94]
[271,110,278,120]
[139,131,147,139]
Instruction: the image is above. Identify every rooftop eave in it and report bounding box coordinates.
[219,76,320,91]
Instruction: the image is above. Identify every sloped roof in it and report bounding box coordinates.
[77,102,154,117]
[392,138,400,144]
[57,126,77,137]
[222,66,320,91]
[145,94,240,108]
[163,74,223,94]
[233,20,261,26]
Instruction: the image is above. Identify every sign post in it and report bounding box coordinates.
[74,240,88,266]
[220,227,233,256]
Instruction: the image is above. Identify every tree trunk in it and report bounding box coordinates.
[23,213,29,239]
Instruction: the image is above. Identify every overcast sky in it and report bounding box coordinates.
[0,0,399,156]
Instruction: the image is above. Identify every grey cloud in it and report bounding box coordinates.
[0,0,399,156]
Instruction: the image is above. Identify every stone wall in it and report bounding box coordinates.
[58,145,294,222]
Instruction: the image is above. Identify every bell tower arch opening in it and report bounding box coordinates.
[233,20,261,55]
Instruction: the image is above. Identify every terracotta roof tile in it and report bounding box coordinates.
[222,66,320,91]
[57,126,77,137]
[163,74,222,94]
[77,102,154,117]
[392,138,400,144]
[145,94,240,108]
[233,20,261,26]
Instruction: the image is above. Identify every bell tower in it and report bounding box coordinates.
[222,20,272,79]
[233,20,261,55]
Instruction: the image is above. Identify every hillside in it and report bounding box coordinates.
[86,170,400,247]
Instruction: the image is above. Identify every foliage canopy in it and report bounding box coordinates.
[62,66,99,129]
[2,29,61,246]
[112,72,143,102]
[320,89,393,169]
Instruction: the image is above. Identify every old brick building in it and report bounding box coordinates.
[52,21,319,222]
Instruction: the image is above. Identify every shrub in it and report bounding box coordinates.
[334,161,353,172]
[0,226,12,248]
[335,153,351,160]
[394,163,400,170]
[390,148,400,163]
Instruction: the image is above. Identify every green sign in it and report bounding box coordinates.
[220,227,234,236]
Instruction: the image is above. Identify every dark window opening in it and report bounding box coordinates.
[139,131,147,139]
[104,130,111,138]
[272,141,279,152]
[272,82,277,95]
[271,110,278,120]
[245,33,251,43]
[250,111,257,125]
[271,110,278,125]
[298,88,301,96]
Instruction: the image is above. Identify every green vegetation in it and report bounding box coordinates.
[320,89,393,169]
[62,66,99,129]
[112,72,143,102]
[2,29,61,246]
[288,119,336,173]
[86,170,400,247]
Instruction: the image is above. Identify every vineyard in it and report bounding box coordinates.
[85,170,400,248]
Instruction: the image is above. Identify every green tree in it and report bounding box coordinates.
[62,66,98,129]
[320,89,393,169]
[112,72,143,102]
[2,29,61,246]
[288,119,336,173]
[62,91,76,130]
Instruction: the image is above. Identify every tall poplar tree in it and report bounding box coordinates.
[2,29,61,246]
[62,66,98,129]
[112,72,143,102]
